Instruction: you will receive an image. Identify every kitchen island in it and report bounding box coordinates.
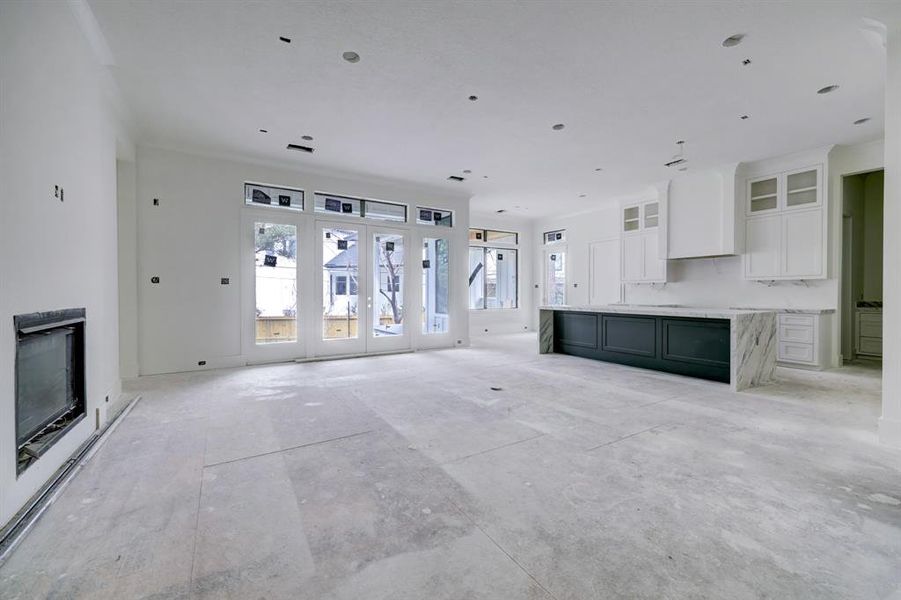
[539,305,776,391]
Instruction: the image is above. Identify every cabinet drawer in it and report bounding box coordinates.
[779,324,814,344]
[858,337,883,356]
[778,341,815,364]
[859,320,882,339]
[778,314,814,327]
[859,312,882,324]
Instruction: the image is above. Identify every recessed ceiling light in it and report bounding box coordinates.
[483,175,488,179]
[739,115,749,120]
[342,51,360,63]
[496,209,506,214]
[468,95,478,101]
[301,135,313,141]
[854,117,871,125]
[722,34,745,47]
[742,58,752,66]
[463,169,472,174]
[552,123,565,131]
[259,129,268,133]
[595,168,603,172]
[279,36,291,44]
[817,84,839,94]
[579,194,586,198]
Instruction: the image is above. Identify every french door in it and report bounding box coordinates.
[315,221,411,356]
[243,210,306,363]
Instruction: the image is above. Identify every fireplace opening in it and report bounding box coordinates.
[15,308,86,475]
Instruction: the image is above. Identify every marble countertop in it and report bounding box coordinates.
[730,307,835,314]
[538,304,776,319]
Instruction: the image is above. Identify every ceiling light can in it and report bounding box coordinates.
[853,117,871,125]
[552,123,565,131]
[722,34,745,47]
[817,84,839,94]
[342,51,361,63]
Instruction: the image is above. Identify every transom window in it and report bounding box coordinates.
[245,182,304,211]
[314,192,407,223]
[543,229,565,244]
[469,228,517,244]
[417,207,453,227]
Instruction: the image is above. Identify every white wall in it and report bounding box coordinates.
[127,146,471,375]
[468,213,536,335]
[531,203,623,311]
[0,1,131,527]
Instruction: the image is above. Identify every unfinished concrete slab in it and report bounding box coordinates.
[1,334,899,599]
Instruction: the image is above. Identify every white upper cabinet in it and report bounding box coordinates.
[748,175,779,214]
[745,214,781,278]
[743,163,825,280]
[784,167,820,210]
[622,198,666,283]
[782,209,823,277]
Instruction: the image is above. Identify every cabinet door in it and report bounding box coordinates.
[643,232,665,282]
[622,235,644,282]
[748,175,779,215]
[782,209,823,278]
[745,215,781,278]
[784,166,821,211]
[623,205,640,233]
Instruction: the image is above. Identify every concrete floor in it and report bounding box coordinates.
[2,333,900,599]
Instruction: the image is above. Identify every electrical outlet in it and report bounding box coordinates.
[151,276,160,284]
[60,187,64,201]
[198,360,207,366]
[221,277,230,285]
[153,198,159,206]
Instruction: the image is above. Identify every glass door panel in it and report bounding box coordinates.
[367,228,410,352]
[321,226,363,344]
[485,248,518,309]
[373,233,405,337]
[254,222,298,344]
[545,251,566,306]
[422,238,449,334]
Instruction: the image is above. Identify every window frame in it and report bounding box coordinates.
[416,207,454,227]
[245,182,305,211]
[468,245,519,310]
[313,191,408,223]
[543,229,566,244]
[469,228,518,245]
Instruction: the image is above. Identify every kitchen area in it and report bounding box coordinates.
[534,141,884,387]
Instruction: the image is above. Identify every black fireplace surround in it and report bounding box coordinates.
[14,308,86,475]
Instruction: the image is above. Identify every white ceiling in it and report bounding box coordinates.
[90,0,900,218]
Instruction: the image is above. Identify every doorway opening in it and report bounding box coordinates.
[841,169,883,365]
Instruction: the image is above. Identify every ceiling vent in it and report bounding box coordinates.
[287,144,314,153]
[447,175,465,182]
[664,140,687,169]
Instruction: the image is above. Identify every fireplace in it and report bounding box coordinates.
[14,308,86,475]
